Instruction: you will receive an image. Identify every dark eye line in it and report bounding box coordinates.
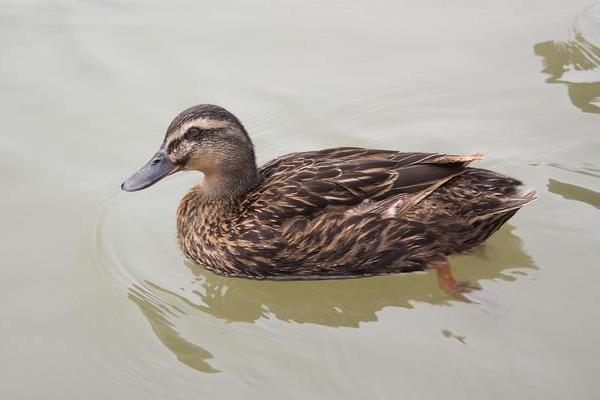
[184,127,203,140]
[167,126,219,154]
[166,137,183,154]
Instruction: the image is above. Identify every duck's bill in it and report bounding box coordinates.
[121,149,180,192]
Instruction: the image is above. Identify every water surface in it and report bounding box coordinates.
[1,1,599,399]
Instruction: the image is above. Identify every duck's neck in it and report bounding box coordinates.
[201,155,260,200]
[177,184,240,240]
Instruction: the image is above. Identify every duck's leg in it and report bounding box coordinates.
[428,256,479,302]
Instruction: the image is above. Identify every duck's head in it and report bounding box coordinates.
[122,104,259,196]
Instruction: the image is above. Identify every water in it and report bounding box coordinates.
[1,1,599,398]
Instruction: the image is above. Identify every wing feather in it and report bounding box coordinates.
[251,147,481,220]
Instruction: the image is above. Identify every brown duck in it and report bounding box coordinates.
[122,104,536,299]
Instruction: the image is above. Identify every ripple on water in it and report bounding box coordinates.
[547,178,600,209]
[534,3,600,114]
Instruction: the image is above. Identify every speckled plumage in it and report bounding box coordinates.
[176,147,535,279]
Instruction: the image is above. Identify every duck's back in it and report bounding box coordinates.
[248,147,478,218]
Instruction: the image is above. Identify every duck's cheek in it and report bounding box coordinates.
[182,157,219,174]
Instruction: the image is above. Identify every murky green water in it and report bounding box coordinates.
[2,1,599,398]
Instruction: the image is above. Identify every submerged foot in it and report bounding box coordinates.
[428,256,481,302]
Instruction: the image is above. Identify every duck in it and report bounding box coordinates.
[122,104,536,299]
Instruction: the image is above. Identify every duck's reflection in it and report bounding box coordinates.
[128,225,534,372]
[128,284,220,373]
[533,4,600,114]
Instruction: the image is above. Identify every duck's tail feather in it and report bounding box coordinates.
[458,188,536,249]
[468,188,537,223]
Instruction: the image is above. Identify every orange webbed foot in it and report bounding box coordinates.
[428,256,481,302]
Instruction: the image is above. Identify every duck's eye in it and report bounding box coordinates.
[186,127,202,139]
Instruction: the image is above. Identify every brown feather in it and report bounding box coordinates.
[177,147,536,279]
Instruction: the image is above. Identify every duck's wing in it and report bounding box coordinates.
[251,147,482,220]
